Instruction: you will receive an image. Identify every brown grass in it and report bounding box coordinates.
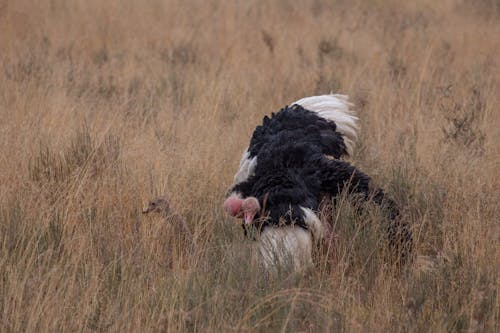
[0,0,499,331]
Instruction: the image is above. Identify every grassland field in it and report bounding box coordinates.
[0,0,499,332]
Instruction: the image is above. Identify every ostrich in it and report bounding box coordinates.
[142,195,195,250]
[224,94,413,272]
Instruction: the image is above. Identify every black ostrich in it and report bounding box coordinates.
[223,95,412,271]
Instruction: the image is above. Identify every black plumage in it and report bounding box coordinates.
[248,104,348,160]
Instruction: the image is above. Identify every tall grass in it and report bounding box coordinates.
[0,0,498,331]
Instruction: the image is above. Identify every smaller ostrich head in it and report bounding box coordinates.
[242,197,260,225]
[224,195,261,225]
[143,196,171,216]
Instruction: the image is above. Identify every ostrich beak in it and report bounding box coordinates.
[142,205,154,214]
[244,211,256,225]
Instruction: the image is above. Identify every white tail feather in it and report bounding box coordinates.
[300,207,324,243]
[292,94,358,156]
[258,225,313,272]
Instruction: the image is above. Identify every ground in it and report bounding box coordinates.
[0,0,498,332]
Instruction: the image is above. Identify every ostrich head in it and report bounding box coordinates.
[223,195,243,217]
[143,196,170,216]
[224,196,261,225]
[241,197,260,225]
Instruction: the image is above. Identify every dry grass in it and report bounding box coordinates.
[0,0,499,331]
